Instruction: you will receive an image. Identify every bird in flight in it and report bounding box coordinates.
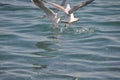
[31,0,67,28]
[44,0,95,27]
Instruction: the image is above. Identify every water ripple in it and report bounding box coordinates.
[0,0,120,80]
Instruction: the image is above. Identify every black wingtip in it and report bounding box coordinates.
[86,0,95,4]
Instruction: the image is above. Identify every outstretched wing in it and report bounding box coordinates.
[32,0,56,17]
[60,0,67,6]
[69,0,95,14]
[44,1,68,14]
[32,0,45,8]
[54,0,67,12]
[44,0,67,13]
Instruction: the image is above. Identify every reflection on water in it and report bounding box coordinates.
[0,0,120,80]
[36,41,59,51]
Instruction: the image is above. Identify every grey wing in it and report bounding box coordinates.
[32,0,56,17]
[45,1,66,13]
[69,0,95,14]
[44,0,67,13]
[54,0,67,12]
[60,0,67,6]
[32,0,45,9]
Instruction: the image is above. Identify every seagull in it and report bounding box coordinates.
[44,0,95,27]
[31,0,67,28]
[39,0,67,19]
